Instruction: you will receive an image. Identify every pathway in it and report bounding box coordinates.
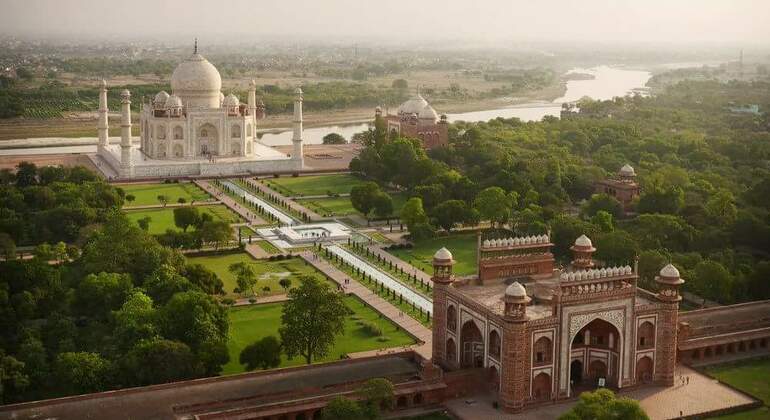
[123,201,220,210]
[220,180,296,226]
[233,293,288,307]
[194,180,267,226]
[243,178,324,221]
[367,244,433,286]
[299,251,432,359]
[245,243,270,259]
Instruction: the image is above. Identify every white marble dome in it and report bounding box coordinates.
[165,94,182,109]
[223,93,240,107]
[154,91,170,105]
[433,247,453,261]
[505,281,527,297]
[575,234,593,247]
[398,93,429,115]
[660,264,680,278]
[620,164,636,177]
[170,53,222,109]
[419,104,439,122]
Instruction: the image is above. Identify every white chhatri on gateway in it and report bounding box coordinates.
[96,40,304,179]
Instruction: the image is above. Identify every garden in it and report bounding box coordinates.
[124,204,241,235]
[119,182,212,207]
[387,233,479,277]
[264,174,367,197]
[706,357,770,419]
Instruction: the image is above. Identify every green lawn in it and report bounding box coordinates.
[124,205,242,235]
[119,182,212,206]
[265,174,367,197]
[297,193,408,218]
[706,357,770,419]
[388,233,478,276]
[186,253,319,297]
[223,296,416,375]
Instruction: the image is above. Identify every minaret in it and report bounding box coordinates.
[654,264,685,386]
[97,79,109,153]
[120,89,133,176]
[291,87,304,168]
[431,247,454,369]
[248,80,257,119]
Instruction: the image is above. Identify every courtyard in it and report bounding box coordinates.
[223,296,417,375]
[388,233,479,276]
[297,193,408,218]
[706,357,770,419]
[186,252,320,298]
[124,204,242,235]
[264,174,367,197]
[118,182,212,206]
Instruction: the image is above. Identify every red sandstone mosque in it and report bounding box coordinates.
[595,164,641,214]
[376,90,449,149]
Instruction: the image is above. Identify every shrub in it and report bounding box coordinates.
[377,336,390,342]
[361,321,383,337]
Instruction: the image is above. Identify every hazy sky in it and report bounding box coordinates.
[2,0,768,45]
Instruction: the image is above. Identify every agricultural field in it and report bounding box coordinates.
[297,193,408,218]
[119,182,212,206]
[706,357,770,419]
[124,204,241,235]
[185,252,318,298]
[223,296,416,374]
[263,174,367,197]
[387,233,478,276]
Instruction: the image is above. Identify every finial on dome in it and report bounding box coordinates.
[100,79,107,88]
[194,38,198,54]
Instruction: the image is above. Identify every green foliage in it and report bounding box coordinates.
[239,336,282,371]
[173,206,200,232]
[358,377,395,413]
[474,186,512,226]
[229,261,257,297]
[322,132,346,144]
[583,194,623,219]
[74,272,134,320]
[558,389,648,420]
[53,352,111,395]
[351,182,382,218]
[279,276,350,364]
[122,339,199,386]
[0,350,29,404]
[322,396,365,420]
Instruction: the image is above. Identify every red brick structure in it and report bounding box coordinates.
[477,232,556,284]
[595,164,640,214]
[431,235,684,413]
[377,91,448,149]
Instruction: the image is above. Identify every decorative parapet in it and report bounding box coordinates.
[481,235,550,249]
[558,266,636,300]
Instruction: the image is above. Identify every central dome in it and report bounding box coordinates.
[170,53,222,109]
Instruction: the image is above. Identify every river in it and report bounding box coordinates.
[256,65,652,146]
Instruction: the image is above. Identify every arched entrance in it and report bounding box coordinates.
[446,338,456,365]
[460,320,484,368]
[532,372,552,401]
[489,366,500,391]
[198,123,218,156]
[569,318,622,394]
[636,356,653,383]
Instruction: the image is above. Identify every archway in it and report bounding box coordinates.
[489,330,501,360]
[636,356,653,383]
[460,320,484,368]
[156,142,167,158]
[446,305,457,333]
[198,123,218,156]
[569,318,621,392]
[534,337,553,365]
[173,125,184,140]
[231,142,241,156]
[570,360,583,384]
[532,372,552,401]
[637,322,655,349]
[173,143,183,158]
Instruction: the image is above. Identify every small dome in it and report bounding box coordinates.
[505,281,527,297]
[433,247,453,261]
[165,94,182,109]
[660,264,680,278]
[575,234,593,247]
[620,164,636,177]
[154,91,170,104]
[398,93,429,115]
[223,93,239,107]
[418,104,439,122]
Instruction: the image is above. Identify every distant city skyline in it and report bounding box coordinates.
[1,0,769,46]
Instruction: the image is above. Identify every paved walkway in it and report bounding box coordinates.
[367,244,433,285]
[243,178,323,221]
[245,243,271,259]
[194,180,267,226]
[123,200,219,210]
[445,365,756,420]
[299,251,432,359]
[233,293,289,306]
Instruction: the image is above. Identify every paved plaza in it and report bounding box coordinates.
[446,365,756,420]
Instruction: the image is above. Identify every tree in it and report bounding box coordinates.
[34,243,54,261]
[279,278,292,291]
[157,195,168,207]
[0,233,16,260]
[692,260,734,303]
[184,264,225,295]
[591,210,614,232]
[112,290,158,350]
[53,352,112,395]
[637,186,683,215]
[0,350,29,404]
[321,396,364,420]
[122,339,199,386]
[280,276,350,364]
[198,221,233,250]
[595,231,639,266]
[142,264,195,305]
[177,197,187,204]
[433,200,471,233]
[322,133,346,145]
[239,336,282,370]
[229,262,257,297]
[137,216,152,232]
[704,190,737,226]
[391,79,408,89]
[74,272,134,320]
[358,378,394,414]
[474,186,511,227]
[372,192,394,219]
[15,162,37,187]
[400,197,428,228]
[351,182,381,218]
[558,389,648,420]
[583,194,623,219]
[173,207,200,232]
[124,194,136,205]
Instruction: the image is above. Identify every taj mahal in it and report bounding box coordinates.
[95,42,304,179]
